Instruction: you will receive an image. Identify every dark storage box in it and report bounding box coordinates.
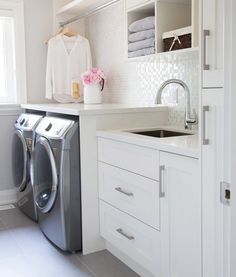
[162,27,192,52]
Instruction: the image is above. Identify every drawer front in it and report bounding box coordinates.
[126,0,151,10]
[99,162,160,229]
[98,138,159,180]
[100,201,160,276]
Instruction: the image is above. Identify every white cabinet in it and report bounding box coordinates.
[202,0,224,88]
[126,0,152,10]
[98,138,160,180]
[100,201,161,276]
[99,162,160,229]
[98,136,201,277]
[201,89,229,277]
[159,152,201,277]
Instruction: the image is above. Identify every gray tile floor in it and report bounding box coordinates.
[0,206,139,277]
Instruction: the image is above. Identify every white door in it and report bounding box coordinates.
[160,151,201,277]
[202,0,224,88]
[202,89,230,277]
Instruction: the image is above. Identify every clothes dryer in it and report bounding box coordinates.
[12,113,43,221]
[32,116,82,252]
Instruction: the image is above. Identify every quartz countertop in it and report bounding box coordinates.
[21,103,168,116]
[97,125,199,159]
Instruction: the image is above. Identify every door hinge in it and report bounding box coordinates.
[220,182,230,206]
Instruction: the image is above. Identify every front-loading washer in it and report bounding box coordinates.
[12,113,43,221]
[31,116,82,252]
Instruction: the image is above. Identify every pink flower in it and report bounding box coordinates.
[81,68,106,87]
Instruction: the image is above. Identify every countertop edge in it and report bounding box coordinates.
[21,104,169,116]
[96,129,199,159]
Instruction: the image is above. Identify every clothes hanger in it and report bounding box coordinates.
[59,27,77,37]
[45,26,78,44]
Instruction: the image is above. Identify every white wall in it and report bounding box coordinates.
[24,0,54,103]
[62,1,199,127]
[0,107,21,204]
[0,0,54,203]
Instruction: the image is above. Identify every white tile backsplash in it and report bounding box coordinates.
[83,1,199,127]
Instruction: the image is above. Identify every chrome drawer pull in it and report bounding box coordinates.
[116,228,135,240]
[203,29,210,70]
[159,165,165,198]
[202,105,210,145]
[115,187,133,197]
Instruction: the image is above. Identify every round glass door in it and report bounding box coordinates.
[32,137,58,213]
[12,130,29,192]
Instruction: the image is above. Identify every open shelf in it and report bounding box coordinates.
[56,0,113,16]
[125,46,199,62]
[125,0,199,61]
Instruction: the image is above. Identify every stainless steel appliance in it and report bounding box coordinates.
[31,116,82,252]
[12,113,43,221]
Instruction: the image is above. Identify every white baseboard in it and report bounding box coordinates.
[0,188,17,205]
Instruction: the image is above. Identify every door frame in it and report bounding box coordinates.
[224,0,236,275]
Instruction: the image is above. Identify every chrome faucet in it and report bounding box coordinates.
[155,79,198,129]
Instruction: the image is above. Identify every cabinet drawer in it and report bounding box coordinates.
[99,162,160,229]
[100,201,160,276]
[126,0,151,10]
[98,138,159,180]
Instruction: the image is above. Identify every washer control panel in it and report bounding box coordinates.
[36,117,74,139]
[15,114,43,131]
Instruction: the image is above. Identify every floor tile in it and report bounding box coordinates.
[77,250,139,277]
[0,207,139,277]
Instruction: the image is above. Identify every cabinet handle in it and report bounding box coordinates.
[115,187,133,197]
[202,105,210,145]
[159,165,165,198]
[116,228,135,240]
[203,30,210,70]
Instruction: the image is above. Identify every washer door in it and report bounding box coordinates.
[32,137,58,214]
[12,130,29,192]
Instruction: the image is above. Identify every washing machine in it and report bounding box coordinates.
[12,113,43,221]
[31,116,82,252]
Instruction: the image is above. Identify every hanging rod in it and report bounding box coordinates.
[59,0,121,27]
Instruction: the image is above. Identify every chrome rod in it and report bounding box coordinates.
[59,0,121,27]
[115,187,133,197]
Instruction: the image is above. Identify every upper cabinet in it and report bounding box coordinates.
[125,0,199,61]
[202,0,224,88]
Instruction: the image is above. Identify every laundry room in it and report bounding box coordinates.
[0,0,235,276]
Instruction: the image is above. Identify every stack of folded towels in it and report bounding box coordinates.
[128,16,155,58]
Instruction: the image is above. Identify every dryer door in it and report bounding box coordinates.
[12,130,29,192]
[32,137,58,214]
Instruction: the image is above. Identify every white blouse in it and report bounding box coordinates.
[46,34,92,103]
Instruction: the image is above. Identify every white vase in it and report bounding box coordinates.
[84,84,102,104]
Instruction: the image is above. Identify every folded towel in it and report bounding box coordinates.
[129,29,155,42]
[128,47,155,58]
[128,37,155,52]
[129,16,155,33]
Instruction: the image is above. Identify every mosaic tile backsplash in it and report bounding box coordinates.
[84,1,199,127]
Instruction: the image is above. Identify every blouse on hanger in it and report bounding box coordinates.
[46,34,92,103]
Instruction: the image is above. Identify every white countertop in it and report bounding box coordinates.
[21,103,168,116]
[97,126,199,158]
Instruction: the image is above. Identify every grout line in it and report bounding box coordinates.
[74,255,98,277]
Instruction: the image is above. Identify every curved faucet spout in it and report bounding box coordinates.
[155,79,198,129]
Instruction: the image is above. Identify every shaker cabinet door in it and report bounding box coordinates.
[202,0,224,88]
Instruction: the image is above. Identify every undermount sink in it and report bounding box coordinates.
[129,129,193,138]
